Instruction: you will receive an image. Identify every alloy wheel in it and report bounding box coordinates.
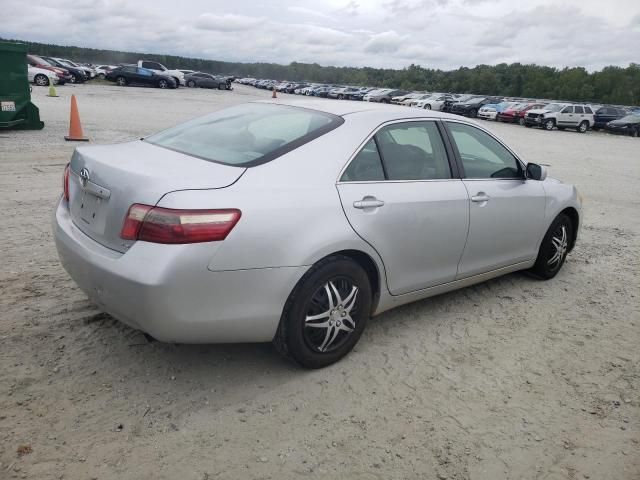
[547,225,568,268]
[35,75,48,86]
[303,278,359,353]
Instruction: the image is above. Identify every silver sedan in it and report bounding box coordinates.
[54,99,582,368]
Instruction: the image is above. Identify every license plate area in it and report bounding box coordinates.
[72,191,108,234]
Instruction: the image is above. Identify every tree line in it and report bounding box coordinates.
[6,38,639,106]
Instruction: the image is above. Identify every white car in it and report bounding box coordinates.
[415,94,453,110]
[137,60,186,86]
[54,58,96,78]
[28,65,58,86]
[94,65,117,79]
[478,105,499,121]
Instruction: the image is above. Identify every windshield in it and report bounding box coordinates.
[145,103,344,167]
[544,103,565,112]
[30,55,51,66]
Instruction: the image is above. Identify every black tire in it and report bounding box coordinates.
[273,255,372,369]
[544,119,555,130]
[424,104,432,110]
[116,76,127,87]
[98,73,106,79]
[158,79,169,89]
[632,128,639,138]
[187,80,196,88]
[530,214,573,279]
[519,117,526,126]
[34,74,49,87]
[173,78,180,88]
[470,108,478,118]
[218,83,225,90]
[578,121,589,133]
[69,75,77,84]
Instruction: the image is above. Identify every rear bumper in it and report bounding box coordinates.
[53,199,307,343]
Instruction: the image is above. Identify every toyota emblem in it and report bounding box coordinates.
[79,168,90,188]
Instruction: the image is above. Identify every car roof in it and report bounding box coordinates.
[254,97,453,120]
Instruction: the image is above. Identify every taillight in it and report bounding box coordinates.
[120,204,241,244]
[63,163,70,202]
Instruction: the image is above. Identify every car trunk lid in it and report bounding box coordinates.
[68,140,245,253]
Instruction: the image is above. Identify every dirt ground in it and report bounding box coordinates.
[1,83,638,480]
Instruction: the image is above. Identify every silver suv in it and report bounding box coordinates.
[525,103,595,133]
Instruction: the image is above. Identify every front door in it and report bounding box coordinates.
[557,105,578,127]
[445,121,546,278]
[337,121,469,295]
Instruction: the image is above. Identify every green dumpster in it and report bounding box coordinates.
[0,41,44,130]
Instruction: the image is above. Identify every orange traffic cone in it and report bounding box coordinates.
[272,87,277,99]
[64,95,89,141]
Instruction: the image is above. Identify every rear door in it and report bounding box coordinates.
[337,120,469,295]
[444,121,546,278]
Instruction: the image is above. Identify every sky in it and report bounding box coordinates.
[2,0,640,71]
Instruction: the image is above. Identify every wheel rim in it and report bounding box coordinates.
[519,118,525,125]
[117,78,125,86]
[580,122,587,132]
[35,75,47,86]
[546,120,554,130]
[159,80,167,88]
[547,225,568,268]
[303,278,359,353]
[188,81,195,87]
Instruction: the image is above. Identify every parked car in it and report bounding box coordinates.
[26,54,72,85]
[348,88,375,101]
[391,92,423,105]
[28,65,58,86]
[450,97,502,118]
[55,99,581,368]
[605,114,640,137]
[498,103,547,125]
[185,72,229,89]
[593,106,628,130]
[106,66,177,89]
[94,65,117,79]
[364,89,409,103]
[478,102,518,121]
[41,57,87,83]
[525,103,594,132]
[414,94,453,110]
[328,87,361,99]
[54,58,95,79]
[137,60,185,87]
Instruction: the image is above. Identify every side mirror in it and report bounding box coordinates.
[526,163,547,181]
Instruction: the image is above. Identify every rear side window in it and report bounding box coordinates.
[584,107,593,114]
[341,139,385,182]
[145,103,344,167]
[341,121,451,182]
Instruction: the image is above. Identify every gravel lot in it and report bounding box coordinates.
[1,83,639,480]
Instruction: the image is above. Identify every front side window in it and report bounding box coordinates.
[561,106,574,114]
[137,68,152,76]
[447,122,522,179]
[145,103,343,167]
[574,106,584,114]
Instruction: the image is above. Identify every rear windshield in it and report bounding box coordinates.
[145,103,344,167]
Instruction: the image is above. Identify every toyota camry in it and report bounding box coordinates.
[54,99,582,368]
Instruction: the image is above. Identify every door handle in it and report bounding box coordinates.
[471,193,490,203]
[353,197,385,209]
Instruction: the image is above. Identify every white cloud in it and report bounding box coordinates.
[2,0,639,71]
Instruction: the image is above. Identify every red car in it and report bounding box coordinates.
[27,54,72,85]
[498,103,547,125]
